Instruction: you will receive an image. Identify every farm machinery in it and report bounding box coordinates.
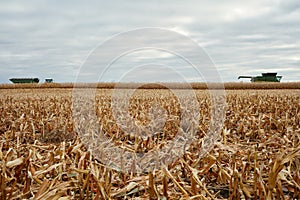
[9,78,40,83]
[9,78,53,83]
[238,73,282,82]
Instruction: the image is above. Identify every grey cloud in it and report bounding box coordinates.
[0,0,299,83]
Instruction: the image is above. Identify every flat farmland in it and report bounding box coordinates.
[0,87,299,199]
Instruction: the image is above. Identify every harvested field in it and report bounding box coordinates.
[0,87,300,199]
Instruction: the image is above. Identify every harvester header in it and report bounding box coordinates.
[9,78,40,83]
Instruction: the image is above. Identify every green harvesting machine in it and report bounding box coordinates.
[9,78,40,83]
[238,73,282,82]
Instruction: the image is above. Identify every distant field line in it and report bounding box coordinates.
[0,82,299,90]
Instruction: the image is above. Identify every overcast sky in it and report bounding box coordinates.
[0,0,299,83]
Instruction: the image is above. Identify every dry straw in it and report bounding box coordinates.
[0,87,299,199]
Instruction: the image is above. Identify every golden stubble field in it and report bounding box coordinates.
[0,87,299,199]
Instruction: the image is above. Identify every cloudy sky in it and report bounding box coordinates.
[0,0,299,83]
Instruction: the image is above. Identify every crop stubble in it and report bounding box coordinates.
[0,88,299,199]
